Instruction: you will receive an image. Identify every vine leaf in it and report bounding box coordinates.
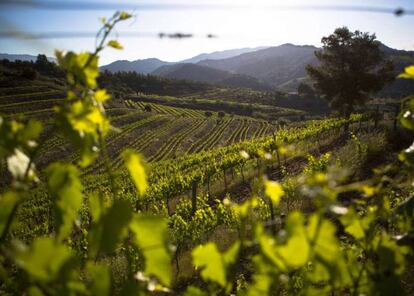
[277,212,310,269]
[86,262,111,296]
[192,242,226,287]
[89,200,133,257]
[123,149,148,197]
[398,65,414,79]
[129,215,171,286]
[13,237,73,282]
[46,163,83,241]
[0,191,21,235]
[119,11,132,20]
[265,180,284,205]
[183,286,208,296]
[108,40,123,50]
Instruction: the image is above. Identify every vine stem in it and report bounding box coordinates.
[0,203,19,243]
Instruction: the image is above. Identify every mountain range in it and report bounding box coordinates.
[99,43,414,97]
[100,44,317,90]
[3,42,414,97]
[0,53,56,63]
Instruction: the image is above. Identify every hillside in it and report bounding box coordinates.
[180,46,268,63]
[198,44,318,87]
[98,42,414,98]
[0,59,287,174]
[152,63,273,91]
[198,43,414,97]
[100,58,171,74]
[100,47,267,73]
[0,53,56,62]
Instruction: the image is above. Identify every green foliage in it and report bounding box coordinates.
[192,241,240,290]
[88,200,133,257]
[0,191,21,235]
[192,242,226,286]
[130,215,171,286]
[307,27,394,117]
[13,237,73,282]
[107,40,123,50]
[46,163,83,241]
[122,149,148,197]
[303,152,330,175]
[264,180,284,205]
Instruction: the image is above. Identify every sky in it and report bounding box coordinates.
[0,0,413,65]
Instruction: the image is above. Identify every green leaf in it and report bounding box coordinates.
[0,191,20,236]
[86,262,111,296]
[264,180,284,205]
[277,212,310,269]
[27,286,45,296]
[94,89,111,103]
[122,149,148,196]
[192,242,226,287]
[307,214,351,286]
[345,220,365,240]
[247,273,272,296]
[46,163,83,241]
[89,200,133,257]
[183,286,208,296]
[21,119,42,143]
[108,40,123,50]
[119,11,132,20]
[223,241,240,265]
[14,237,72,282]
[399,97,414,131]
[89,193,105,223]
[257,212,310,271]
[129,215,171,286]
[398,65,414,79]
[340,210,365,240]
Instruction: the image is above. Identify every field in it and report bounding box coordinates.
[0,77,287,174]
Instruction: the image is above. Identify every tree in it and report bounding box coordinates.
[35,54,50,71]
[20,67,38,80]
[297,82,315,98]
[306,27,394,117]
[217,111,226,118]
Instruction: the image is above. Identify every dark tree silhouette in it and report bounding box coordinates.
[218,111,226,118]
[306,27,394,117]
[297,82,315,98]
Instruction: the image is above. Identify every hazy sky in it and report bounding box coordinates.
[0,0,413,65]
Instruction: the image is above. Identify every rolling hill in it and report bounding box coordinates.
[100,58,171,74]
[198,44,318,88]
[99,42,414,97]
[100,47,267,74]
[0,53,55,62]
[197,43,414,97]
[180,46,268,64]
[152,63,273,91]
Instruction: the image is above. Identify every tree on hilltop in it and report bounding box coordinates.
[307,27,394,117]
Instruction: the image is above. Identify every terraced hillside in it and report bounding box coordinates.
[0,78,280,173]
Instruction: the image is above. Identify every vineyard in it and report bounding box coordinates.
[0,79,282,173]
[0,11,414,296]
